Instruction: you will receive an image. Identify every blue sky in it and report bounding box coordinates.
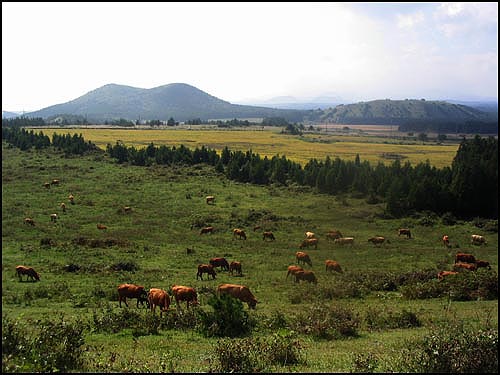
[2,2,498,111]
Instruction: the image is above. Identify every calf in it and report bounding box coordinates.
[326,230,342,240]
[148,288,170,316]
[229,261,242,276]
[233,228,247,240]
[206,195,215,204]
[453,262,477,272]
[367,236,386,246]
[197,264,217,280]
[437,270,459,280]
[97,224,107,230]
[16,265,40,282]
[475,260,491,270]
[471,234,487,246]
[209,257,230,272]
[50,213,58,222]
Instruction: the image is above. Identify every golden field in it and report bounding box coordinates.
[41,126,459,168]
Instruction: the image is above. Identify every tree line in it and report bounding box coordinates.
[2,125,497,219]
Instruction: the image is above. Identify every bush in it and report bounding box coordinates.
[196,293,256,337]
[395,322,498,373]
[2,314,85,373]
[364,307,421,330]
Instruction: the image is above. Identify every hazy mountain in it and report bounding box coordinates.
[236,94,351,110]
[2,111,24,119]
[24,83,308,123]
[310,99,497,125]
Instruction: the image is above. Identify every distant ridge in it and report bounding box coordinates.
[24,83,307,123]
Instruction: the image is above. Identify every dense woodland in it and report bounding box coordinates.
[2,126,498,220]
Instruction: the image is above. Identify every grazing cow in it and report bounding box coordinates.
[51,179,60,185]
[206,195,215,204]
[123,206,132,212]
[148,288,170,316]
[368,236,386,246]
[471,234,487,246]
[305,231,316,239]
[171,285,198,309]
[217,283,258,309]
[197,264,217,280]
[253,225,261,232]
[117,283,149,308]
[24,217,35,226]
[475,260,491,270]
[437,270,459,280]
[16,265,40,282]
[97,224,107,230]
[68,194,75,204]
[50,213,58,222]
[398,228,412,238]
[199,226,214,235]
[294,270,318,284]
[233,228,247,240]
[334,237,354,245]
[296,251,312,267]
[299,238,318,249]
[325,259,343,273]
[442,235,450,248]
[209,257,230,271]
[43,182,50,189]
[262,231,275,241]
[455,252,476,264]
[453,262,477,272]
[286,265,304,280]
[326,230,343,240]
[60,202,66,213]
[229,261,242,276]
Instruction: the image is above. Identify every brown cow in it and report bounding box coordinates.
[471,234,487,246]
[326,230,343,240]
[334,237,354,245]
[171,285,198,309]
[305,231,316,239]
[325,259,343,273]
[206,195,215,204]
[253,225,261,232]
[294,270,318,284]
[16,265,40,282]
[453,262,478,272]
[97,224,107,230]
[442,235,450,248]
[233,228,247,240]
[117,283,149,308]
[197,264,217,280]
[200,226,214,235]
[217,283,258,309]
[286,265,304,280]
[398,228,412,238]
[437,270,459,280]
[68,194,75,204]
[262,231,275,241]
[475,260,491,270]
[299,238,318,249]
[24,217,35,226]
[455,252,476,264]
[209,257,230,271]
[229,261,242,276]
[296,251,312,267]
[368,236,386,246]
[148,288,170,316]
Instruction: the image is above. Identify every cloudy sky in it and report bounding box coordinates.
[2,2,498,111]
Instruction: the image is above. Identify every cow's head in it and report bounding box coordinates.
[248,298,258,309]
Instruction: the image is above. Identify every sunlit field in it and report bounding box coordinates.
[39,126,460,168]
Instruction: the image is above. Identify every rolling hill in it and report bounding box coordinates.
[24,83,308,123]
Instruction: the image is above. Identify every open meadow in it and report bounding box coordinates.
[2,136,497,372]
[37,126,460,168]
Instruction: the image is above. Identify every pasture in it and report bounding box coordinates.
[36,126,459,168]
[2,140,497,372]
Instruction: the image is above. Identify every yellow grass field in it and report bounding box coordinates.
[42,127,459,168]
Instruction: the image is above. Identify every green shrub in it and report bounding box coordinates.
[364,307,421,330]
[196,293,255,337]
[394,322,498,373]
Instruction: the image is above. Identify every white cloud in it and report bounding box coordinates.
[397,11,425,29]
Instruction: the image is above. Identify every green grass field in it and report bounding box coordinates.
[2,140,497,372]
[37,127,460,168]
